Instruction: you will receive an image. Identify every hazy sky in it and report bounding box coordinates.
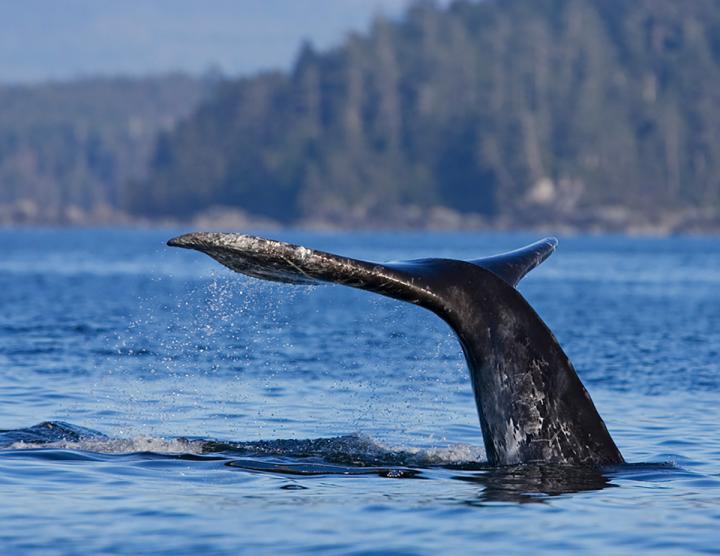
[0,0,431,84]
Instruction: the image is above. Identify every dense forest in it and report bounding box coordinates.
[124,0,720,231]
[4,0,720,231]
[0,74,212,224]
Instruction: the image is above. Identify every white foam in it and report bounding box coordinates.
[353,433,485,465]
[410,443,485,464]
[8,437,206,455]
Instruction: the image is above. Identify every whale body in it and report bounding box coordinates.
[168,233,623,467]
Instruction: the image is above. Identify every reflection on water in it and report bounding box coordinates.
[453,464,614,504]
[225,459,423,478]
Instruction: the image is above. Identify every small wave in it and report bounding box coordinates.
[6,437,206,455]
[1,422,484,467]
[0,421,205,455]
[205,433,485,467]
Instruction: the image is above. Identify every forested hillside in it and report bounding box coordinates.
[0,74,212,224]
[2,0,720,231]
[127,0,720,231]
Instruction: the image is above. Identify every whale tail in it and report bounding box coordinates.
[168,233,623,467]
[167,232,556,293]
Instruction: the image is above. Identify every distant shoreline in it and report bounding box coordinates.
[1,202,719,237]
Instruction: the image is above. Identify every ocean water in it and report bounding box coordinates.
[1,229,719,555]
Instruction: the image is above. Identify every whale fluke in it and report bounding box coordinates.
[168,232,623,467]
[469,237,557,286]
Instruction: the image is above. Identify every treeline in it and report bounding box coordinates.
[3,0,720,231]
[0,74,212,224]
[125,0,720,230]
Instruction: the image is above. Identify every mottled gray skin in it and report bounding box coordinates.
[168,232,623,467]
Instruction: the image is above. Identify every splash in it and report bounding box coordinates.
[1,422,484,467]
[7,436,206,455]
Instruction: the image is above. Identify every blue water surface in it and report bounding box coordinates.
[1,229,719,555]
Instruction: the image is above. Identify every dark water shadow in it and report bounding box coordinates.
[225,458,422,478]
[450,463,614,504]
[448,462,686,505]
